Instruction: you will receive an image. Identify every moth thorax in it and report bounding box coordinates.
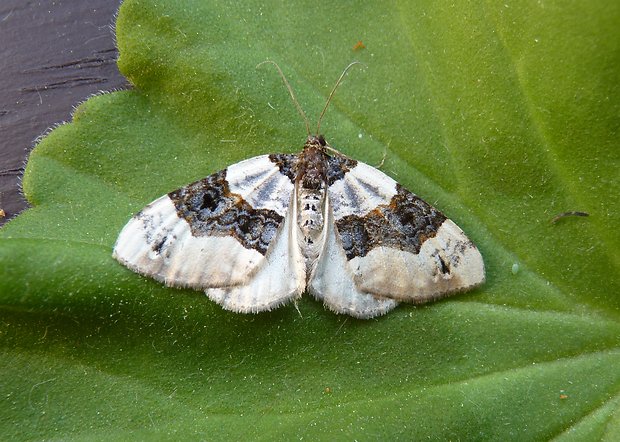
[297,187,326,273]
[296,142,327,190]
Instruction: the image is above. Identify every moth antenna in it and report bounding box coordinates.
[257,60,311,136]
[316,61,365,135]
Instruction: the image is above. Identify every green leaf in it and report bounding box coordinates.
[2,0,619,439]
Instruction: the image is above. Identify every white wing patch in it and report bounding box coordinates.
[328,161,396,219]
[113,195,264,289]
[227,155,293,217]
[349,220,486,302]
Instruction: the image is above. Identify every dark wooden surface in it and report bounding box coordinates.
[0,0,128,226]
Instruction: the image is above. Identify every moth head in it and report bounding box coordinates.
[304,134,327,149]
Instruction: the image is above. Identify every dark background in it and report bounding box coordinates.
[0,1,127,226]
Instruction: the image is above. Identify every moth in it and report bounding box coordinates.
[113,62,485,318]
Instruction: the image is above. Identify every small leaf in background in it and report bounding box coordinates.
[1,0,618,440]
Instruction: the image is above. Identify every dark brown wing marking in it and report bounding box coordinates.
[335,184,447,260]
[269,154,297,183]
[168,170,283,255]
[326,155,358,185]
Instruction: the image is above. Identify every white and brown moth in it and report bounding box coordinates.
[113,62,485,318]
